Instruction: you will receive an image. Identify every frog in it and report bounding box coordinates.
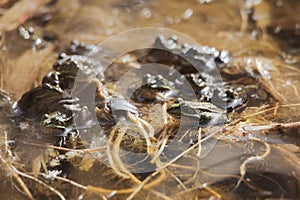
[185,73,207,90]
[211,85,248,112]
[66,40,103,56]
[132,73,178,102]
[184,73,210,100]
[65,40,116,79]
[42,71,61,86]
[54,53,105,82]
[167,98,228,126]
[53,53,95,90]
[40,111,74,135]
[138,35,232,74]
[16,83,63,119]
[53,53,107,102]
[16,82,81,119]
[184,72,242,106]
[54,53,92,76]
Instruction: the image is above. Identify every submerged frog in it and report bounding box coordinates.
[54,53,95,77]
[212,85,248,112]
[16,81,81,120]
[138,35,232,74]
[40,111,74,135]
[66,40,116,61]
[167,98,228,126]
[42,71,61,87]
[53,53,107,102]
[132,73,178,102]
[66,40,100,56]
[17,83,63,118]
[53,54,99,89]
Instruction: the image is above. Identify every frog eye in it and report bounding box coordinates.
[174,98,183,104]
[150,79,157,85]
[145,73,152,78]
[174,99,180,104]
[41,114,49,120]
[143,73,152,83]
[58,52,67,59]
[156,75,163,80]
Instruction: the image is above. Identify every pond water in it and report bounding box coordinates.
[0,0,300,199]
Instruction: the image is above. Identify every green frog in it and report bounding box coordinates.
[167,98,228,126]
[132,73,178,102]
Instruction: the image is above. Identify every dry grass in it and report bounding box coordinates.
[0,101,300,199]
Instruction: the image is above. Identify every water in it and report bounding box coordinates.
[0,0,300,199]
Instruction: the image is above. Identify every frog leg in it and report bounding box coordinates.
[95,106,113,122]
[58,98,81,112]
[43,83,64,94]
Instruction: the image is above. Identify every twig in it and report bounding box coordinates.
[234,137,271,190]
[86,170,166,196]
[38,172,87,190]
[106,126,130,179]
[229,103,300,126]
[242,121,300,135]
[11,169,34,200]
[1,131,33,200]
[138,117,155,138]
[178,128,191,142]
[162,102,168,125]
[273,102,279,116]
[182,156,200,185]
[112,126,141,183]
[196,127,202,157]
[175,182,221,199]
[21,141,107,152]
[146,189,173,200]
[125,169,167,200]
[16,169,66,200]
[125,180,147,200]
[200,183,222,199]
[165,168,188,191]
[127,112,154,155]
[0,152,66,200]
[150,138,167,163]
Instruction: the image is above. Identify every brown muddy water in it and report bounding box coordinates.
[1,0,300,200]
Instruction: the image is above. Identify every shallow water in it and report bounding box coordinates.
[1,0,300,199]
[0,0,299,96]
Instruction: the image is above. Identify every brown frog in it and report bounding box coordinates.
[167,98,228,126]
[138,35,232,74]
[16,82,80,119]
[132,73,178,102]
[40,111,74,135]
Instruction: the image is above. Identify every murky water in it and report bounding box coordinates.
[1,0,300,199]
[1,0,300,96]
